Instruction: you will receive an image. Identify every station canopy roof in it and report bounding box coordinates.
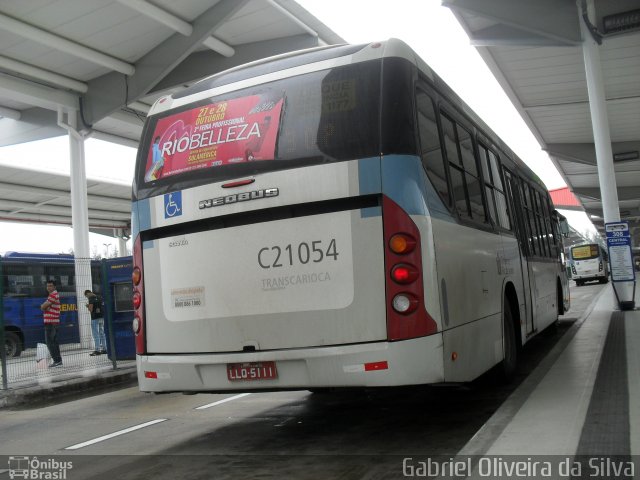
[0,0,344,234]
[444,0,640,251]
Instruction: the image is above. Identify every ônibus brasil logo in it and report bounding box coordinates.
[8,456,73,479]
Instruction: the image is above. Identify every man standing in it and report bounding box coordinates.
[84,289,107,356]
[41,280,62,367]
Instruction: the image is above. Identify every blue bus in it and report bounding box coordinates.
[1,252,133,358]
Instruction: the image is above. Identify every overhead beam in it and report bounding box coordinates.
[0,108,66,147]
[117,0,236,57]
[573,186,640,202]
[547,142,640,165]
[151,34,319,94]
[89,130,140,149]
[0,212,129,229]
[0,73,78,111]
[0,181,131,209]
[0,54,88,93]
[0,105,21,120]
[0,199,131,220]
[442,0,581,45]
[0,12,134,75]
[82,0,250,126]
[469,24,574,47]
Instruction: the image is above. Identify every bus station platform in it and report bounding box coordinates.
[461,283,639,457]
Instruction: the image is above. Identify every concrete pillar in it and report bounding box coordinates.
[578,0,633,307]
[116,228,128,256]
[65,110,94,348]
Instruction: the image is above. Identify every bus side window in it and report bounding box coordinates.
[416,90,450,206]
[458,126,485,222]
[478,144,497,225]
[440,112,486,223]
[488,151,511,230]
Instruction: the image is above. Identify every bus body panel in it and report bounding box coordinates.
[138,334,445,392]
[140,160,388,353]
[528,261,560,331]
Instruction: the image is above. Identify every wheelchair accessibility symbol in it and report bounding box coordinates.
[164,191,182,218]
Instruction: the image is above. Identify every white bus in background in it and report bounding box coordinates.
[131,39,570,394]
[570,243,609,286]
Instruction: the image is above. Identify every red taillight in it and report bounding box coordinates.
[133,291,141,309]
[133,235,145,354]
[382,195,437,340]
[391,264,419,284]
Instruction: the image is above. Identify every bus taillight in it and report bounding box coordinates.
[391,264,419,284]
[392,293,419,314]
[133,234,146,354]
[389,233,416,254]
[132,267,141,285]
[382,195,437,340]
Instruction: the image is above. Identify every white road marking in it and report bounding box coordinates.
[65,419,168,450]
[195,393,251,410]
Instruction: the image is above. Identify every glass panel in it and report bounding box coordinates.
[135,61,383,197]
[113,282,134,312]
[458,126,477,176]
[467,173,485,221]
[488,150,503,190]
[416,91,449,205]
[441,114,460,167]
[495,191,511,230]
[485,186,497,223]
[449,166,470,219]
[478,145,490,182]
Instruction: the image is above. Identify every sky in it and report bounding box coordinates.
[0,0,597,255]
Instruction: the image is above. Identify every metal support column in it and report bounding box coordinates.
[578,0,633,307]
[60,109,94,348]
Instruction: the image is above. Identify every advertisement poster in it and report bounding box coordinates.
[144,92,284,182]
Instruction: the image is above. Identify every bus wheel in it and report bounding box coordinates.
[5,331,22,358]
[499,300,517,383]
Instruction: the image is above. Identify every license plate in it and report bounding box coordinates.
[227,361,278,381]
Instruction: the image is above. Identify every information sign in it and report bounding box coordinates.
[605,221,635,282]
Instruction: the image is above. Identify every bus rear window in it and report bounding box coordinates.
[571,244,599,260]
[134,61,383,199]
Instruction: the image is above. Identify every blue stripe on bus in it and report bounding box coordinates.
[381,155,428,215]
[358,157,382,218]
[358,156,382,195]
[132,198,151,239]
[142,240,154,250]
[381,154,456,223]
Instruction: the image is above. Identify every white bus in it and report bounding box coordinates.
[131,39,570,393]
[570,243,609,286]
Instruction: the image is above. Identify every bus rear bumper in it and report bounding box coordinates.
[137,335,444,393]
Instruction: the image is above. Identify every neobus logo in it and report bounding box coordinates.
[199,188,279,209]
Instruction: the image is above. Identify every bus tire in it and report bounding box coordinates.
[5,331,22,358]
[499,300,517,383]
[557,282,565,316]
